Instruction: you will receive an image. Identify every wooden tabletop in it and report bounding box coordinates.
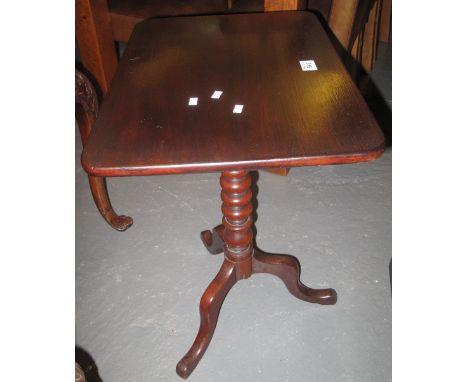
[82,11,385,177]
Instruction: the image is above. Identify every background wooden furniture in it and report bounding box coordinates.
[264,0,389,75]
[264,0,305,11]
[379,0,391,43]
[76,0,231,93]
[82,12,384,378]
[75,69,133,231]
[76,0,386,94]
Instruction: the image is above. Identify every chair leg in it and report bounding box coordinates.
[88,175,133,231]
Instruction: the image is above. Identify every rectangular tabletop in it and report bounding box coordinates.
[82,11,385,177]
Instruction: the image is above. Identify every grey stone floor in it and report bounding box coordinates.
[76,45,391,382]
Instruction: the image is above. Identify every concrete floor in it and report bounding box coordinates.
[76,44,391,382]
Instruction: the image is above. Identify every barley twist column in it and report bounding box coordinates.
[220,170,254,279]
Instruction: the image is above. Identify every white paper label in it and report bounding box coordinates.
[299,60,318,71]
[233,104,244,114]
[188,97,198,106]
[211,91,223,99]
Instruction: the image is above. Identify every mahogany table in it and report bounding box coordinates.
[82,11,384,379]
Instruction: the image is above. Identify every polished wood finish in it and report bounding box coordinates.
[76,0,382,97]
[177,171,336,378]
[76,0,231,91]
[266,167,290,176]
[76,0,118,93]
[264,0,384,79]
[76,70,133,231]
[82,12,384,177]
[176,259,237,379]
[87,176,133,230]
[253,248,337,304]
[220,171,254,278]
[200,223,337,303]
[109,0,309,41]
[201,224,225,255]
[81,12,384,379]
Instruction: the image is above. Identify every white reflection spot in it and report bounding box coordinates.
[188,97,198,106]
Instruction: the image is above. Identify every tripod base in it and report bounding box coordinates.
[176,224,337,379]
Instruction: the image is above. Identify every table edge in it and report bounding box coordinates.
[82,145,385,177]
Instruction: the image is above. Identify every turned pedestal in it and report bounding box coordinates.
[176,171,337,378]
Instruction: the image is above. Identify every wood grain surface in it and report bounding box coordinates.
[82,11,384,177]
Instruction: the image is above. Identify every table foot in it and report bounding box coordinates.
[88,175,133,231]
[200,224,225,255]
[108,214,134,231]
[252,248,337,305]
[176,260,237,379]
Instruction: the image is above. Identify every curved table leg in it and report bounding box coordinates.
[76,70,132,232]
[252,248,337,305]
[88,175,133,231]
[176,260,237,379]
[200,224,225,255]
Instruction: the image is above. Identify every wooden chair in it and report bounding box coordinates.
[75,69,133,231]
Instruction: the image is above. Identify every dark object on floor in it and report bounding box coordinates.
[75,363,86,382]
[75,346,103,382]
[75,69,133,231]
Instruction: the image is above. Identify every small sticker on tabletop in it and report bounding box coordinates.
[211,91,223,99]
[233,105,244,114]
[299,60,318,71]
